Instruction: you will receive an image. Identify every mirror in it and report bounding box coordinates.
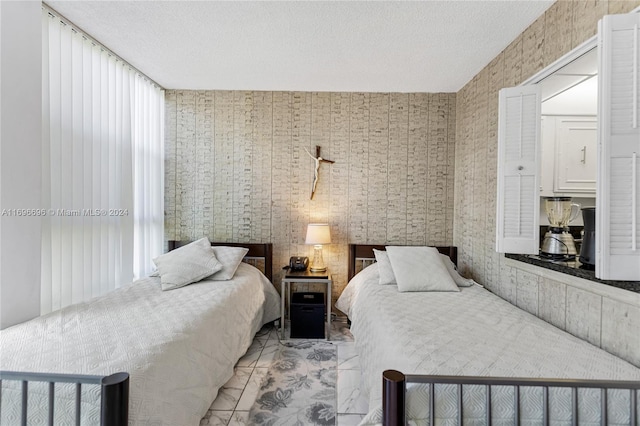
[536,48,598,226]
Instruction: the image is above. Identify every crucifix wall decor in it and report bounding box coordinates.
[304,145,334,200]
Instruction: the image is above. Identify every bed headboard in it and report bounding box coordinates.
[348,244,458,282]
[167,241,273,282]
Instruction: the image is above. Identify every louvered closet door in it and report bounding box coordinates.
[496,85,541,254]
[597,13,640,280]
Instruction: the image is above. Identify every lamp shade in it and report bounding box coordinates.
[305,224,331,245]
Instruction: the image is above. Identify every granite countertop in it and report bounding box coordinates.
[506,253,640,293]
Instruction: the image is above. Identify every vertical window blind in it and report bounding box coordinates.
[41,6,164,314]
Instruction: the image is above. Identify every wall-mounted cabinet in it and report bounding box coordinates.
[540,116,597,197]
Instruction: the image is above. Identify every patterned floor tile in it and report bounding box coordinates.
[209,367,253,411]
[227,410,250,426]
[337,342,360,370]
[337,369,369,414]
[255,340,280,368]
[199,409,232,426]
[337,413,366,425]
[234,367,269,411]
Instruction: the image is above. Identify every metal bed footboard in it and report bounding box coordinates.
[382,369,640,426]
[0,370,129,426]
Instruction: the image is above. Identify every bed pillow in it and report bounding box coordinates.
[206,246,250,280]
[439,254,474,287]
[386,246,459,292]
[373,248,471,288]
[373,249,396,285]
[153,237,223,291]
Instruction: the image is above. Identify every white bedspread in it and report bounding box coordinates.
[336,264,640,425]
[0,262,280,426]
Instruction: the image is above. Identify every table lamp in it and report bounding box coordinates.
[305,223,331,272]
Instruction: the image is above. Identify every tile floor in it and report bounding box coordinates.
[200,317,368,426]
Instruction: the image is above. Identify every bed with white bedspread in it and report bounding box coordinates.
[0,251,279,425]
[337,245,640,425]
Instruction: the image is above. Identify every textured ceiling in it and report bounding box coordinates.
[46,0,555,92]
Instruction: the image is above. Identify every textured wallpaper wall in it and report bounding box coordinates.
[164,91,456,305]
[454,0,640,367]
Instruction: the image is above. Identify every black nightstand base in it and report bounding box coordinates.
[290,292,325,338]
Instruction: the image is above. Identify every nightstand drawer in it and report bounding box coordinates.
[290,292,325,338]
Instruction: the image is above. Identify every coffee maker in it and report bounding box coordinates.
[579,207,596,269]
[541,197,581,258]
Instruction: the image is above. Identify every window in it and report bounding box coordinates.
[496,12,640,281]
[41,6,164,313]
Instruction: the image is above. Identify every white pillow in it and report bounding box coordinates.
[373,249,396,285]
[439,254,474,287]
[153,237,223,291]
[206,246,249,280]
[385,246,459,292]
[372,248,470,287]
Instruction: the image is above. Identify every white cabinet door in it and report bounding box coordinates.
[496,85,541,254]
[554,117,597,194]
[597,13,640,280]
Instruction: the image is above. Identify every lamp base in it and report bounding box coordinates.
[310,266,327,272]
[310,245,326,272]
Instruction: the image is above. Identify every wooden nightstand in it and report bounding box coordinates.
[280,269,332,340]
